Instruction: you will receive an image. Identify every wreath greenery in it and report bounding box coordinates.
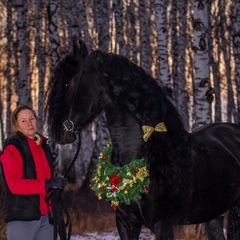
[90,142,150,210]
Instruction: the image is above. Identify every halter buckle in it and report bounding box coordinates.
[63,120,75,132]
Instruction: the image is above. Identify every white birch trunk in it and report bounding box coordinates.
[192,0,211,129]
[232,0,240,123]
[154,0,170,87]
[84,0,98,49]
[209,1,221,122]
[148,1,159,80]
[170,1,179,108]
[177,1,191,131]
[46,0,60,73]
[112,0,127,55]
[220,0,237,123]
[90,113,110,178]
[16,0,29,105]
[125,0,138,62]
[5,0,14,137]
[61,0,80,53]
[76,0,92,47]
[93,0,110,52]
[35,0,47,133]
[138,0,151,72]
[46,0,61,172]
[71,123,95,187]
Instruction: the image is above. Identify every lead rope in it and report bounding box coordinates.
[45,133,82,240]
[64,133,81,178]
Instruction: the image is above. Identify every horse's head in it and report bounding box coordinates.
[46,39,103,144]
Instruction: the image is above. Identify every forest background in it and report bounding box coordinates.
[0,0,240,239]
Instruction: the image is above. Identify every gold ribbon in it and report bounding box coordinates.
[136,166,149,182]
[142,122,167,142]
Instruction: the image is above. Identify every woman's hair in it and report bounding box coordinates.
[10,105,38,136]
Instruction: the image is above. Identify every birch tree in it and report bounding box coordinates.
[73,2,97,187]
[192,0,211,129]
[138,0,151,71]
[61,0,80,53]
[46,0,60,73]
[84,113,110,186]
[93,0,110,52]
[6,0,14,136]
[170,1,180,108]
[57,1,68,56]
[154,0,170,88]
[46,0,61,170]
[219,0,237,122]
[125,0,138,62]
[163,0,192,130]
[174,1,191,130]
[232,0,240,123]
[74,0,111,187]
[111,0,127,55]
[0,1,6,144]
[209,1,221,122]
[16,0,30,105]
[76,0,93,48]
[148,1,159,80]
[35,0,47,133]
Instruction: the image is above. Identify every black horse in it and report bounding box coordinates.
[46,39,240,240]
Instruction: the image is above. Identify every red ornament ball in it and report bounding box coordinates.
[112,206,117,211]
[135,168,139,173]
[99,185,104,189]
[102,156,107,160]
[90,186,93,191]
[143,186,148,191]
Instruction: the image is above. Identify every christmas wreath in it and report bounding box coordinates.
[90,142,150,210]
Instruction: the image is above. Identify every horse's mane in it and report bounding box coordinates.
[91,50,186,138]
[92,50,193,221]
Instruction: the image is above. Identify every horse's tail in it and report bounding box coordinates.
[227,199,240,240]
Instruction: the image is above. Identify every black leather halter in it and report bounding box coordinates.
[63,70,83,133]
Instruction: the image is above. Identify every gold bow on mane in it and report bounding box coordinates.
[142,122,167,142]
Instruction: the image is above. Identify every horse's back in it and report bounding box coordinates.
[192,122,240,166]
[188,123,240,224]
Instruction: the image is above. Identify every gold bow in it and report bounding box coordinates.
[142,122,167,142]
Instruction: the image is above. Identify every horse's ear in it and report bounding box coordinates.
[72,37,88,60]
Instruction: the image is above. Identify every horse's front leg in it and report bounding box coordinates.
[116,213,142,240]
[153,220,174,240]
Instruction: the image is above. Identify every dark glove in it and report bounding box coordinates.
[45,177,67,189]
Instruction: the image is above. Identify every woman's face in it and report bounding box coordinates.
[17,109,37,138]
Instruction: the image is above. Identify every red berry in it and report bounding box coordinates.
[110,188,116,193]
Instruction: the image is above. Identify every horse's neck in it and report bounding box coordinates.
[103,103,145,166]
[102,90,189,166]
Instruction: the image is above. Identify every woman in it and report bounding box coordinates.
[0,105,66,240]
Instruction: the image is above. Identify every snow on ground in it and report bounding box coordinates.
[71,227,155,240]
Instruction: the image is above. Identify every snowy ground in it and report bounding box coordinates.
[71,228,155,240]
